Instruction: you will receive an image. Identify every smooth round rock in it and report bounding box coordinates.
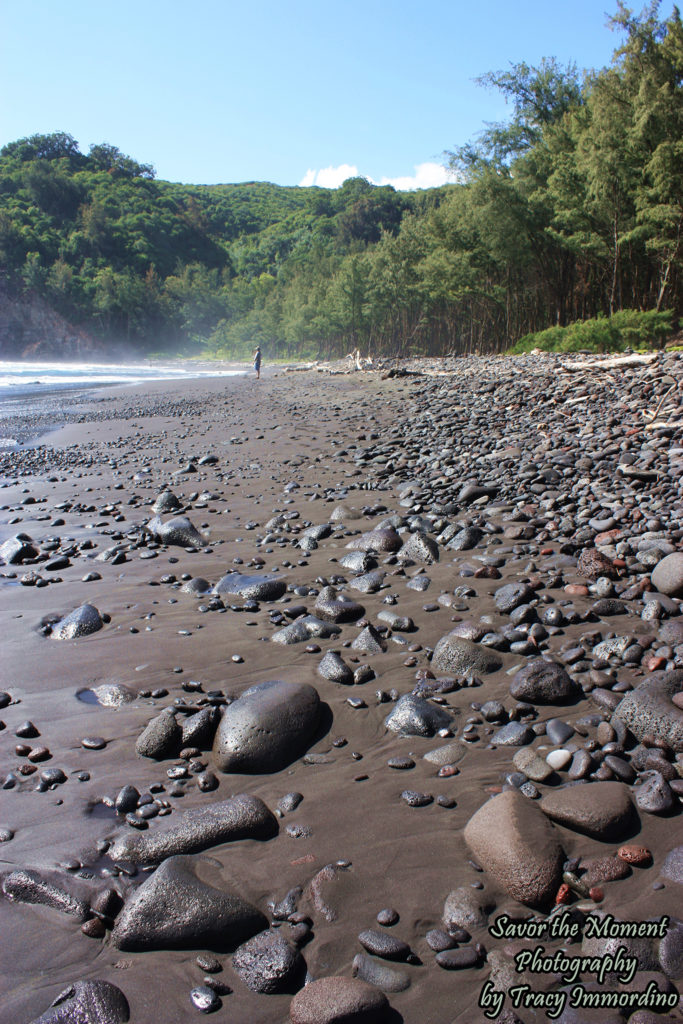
[661,846,683,884]
[212,680,320,773]
[539,782,634,839]
[435,946,480,969]
[443,887,490,931]
[352,953,410,992]
[635,771,675,814]
[358,928,410,961]
[426,929,455,952]
[399,531,439,564]
[494,583,535,614]
[464,790,564,908]
[27,980,130,1024]
[509,659,577,704]
[277,792,304,814]
[2,869,90,919]
[81,736,107,750]
[376,908,399,926]
[346,528,402,553]
[232,929,301,993]
[651,552,683,597]
[214,571,287,601]
[512,747,553,783]
[146,515,204,548]
[50,604,103,640]
[318,652,354,685]
[612,670,683,752]
[115,785,140,814]
[431,633,503,675]
[152,491,182,514]
[493,722,535,746]
[314,587,364,623]
[618,844,652,866]
[181,577,213,597]
[545,719,575,745]
[190,985,220,1013]
[135,710,181,760]
[546,749,572,771]
[384,694,453,737]
[289,976,389,1024]
[111,854,267,951]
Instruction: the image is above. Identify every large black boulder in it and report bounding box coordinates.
[213,680,321,773]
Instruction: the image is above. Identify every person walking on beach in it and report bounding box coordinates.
[253,346,262,379]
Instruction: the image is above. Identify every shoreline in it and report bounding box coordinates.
[0,358,257,449]
[0,354,682,1024]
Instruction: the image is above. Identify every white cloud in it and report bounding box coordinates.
[298,161,451,191]
[299,163,361,188]
[378,162,451,190]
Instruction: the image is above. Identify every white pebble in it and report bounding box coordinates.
[546,749,572,770]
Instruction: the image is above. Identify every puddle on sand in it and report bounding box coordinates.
[76,684,135,707]
[88,800,117,820]
[76,688,100,705]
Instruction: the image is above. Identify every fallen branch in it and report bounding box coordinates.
[644,382,678,422]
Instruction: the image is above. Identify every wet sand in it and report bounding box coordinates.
[0,357,681,1024]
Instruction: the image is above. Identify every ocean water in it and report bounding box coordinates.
[0,359,247,448]
[0,359,246,398]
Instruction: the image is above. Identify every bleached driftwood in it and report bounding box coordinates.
[562,353,659,371]
[644,419,681,430]
[346,349,375,371]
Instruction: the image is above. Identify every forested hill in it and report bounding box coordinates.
[1,3,681,361]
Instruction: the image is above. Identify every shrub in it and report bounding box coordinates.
[511,309,673,354]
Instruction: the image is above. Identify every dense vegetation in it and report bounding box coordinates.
[0,2,681,360]
[511,308,673,353]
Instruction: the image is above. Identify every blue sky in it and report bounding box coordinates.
[0,1,665,189]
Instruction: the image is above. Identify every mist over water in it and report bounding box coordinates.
[0,360,247,449]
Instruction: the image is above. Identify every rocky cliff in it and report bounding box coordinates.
[0,282,102,359]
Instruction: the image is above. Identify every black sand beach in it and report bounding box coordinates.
[0,354,682,1024]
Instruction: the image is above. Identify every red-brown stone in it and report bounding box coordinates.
[577,548,620,581]
[617,844,652,866]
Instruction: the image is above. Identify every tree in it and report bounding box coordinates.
[1,132,81,163]
[88,143,155,179]
[448,59,583,171]
[615,2,683,309]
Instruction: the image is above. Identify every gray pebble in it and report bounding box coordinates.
[190,985,220,1013]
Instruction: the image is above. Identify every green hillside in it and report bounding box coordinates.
[0,4,681,359]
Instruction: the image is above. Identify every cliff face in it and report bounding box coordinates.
[0,283,102,359]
